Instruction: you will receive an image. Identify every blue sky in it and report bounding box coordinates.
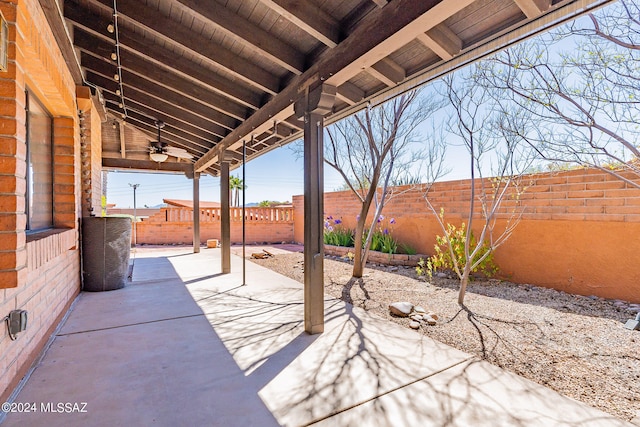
[105,94,477,209]
[106,145,351,208]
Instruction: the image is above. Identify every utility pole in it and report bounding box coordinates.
[129,183,140,246]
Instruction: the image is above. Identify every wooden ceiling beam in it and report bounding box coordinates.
[102,92,220,144]
[416,23,462,60]
[174,0,305,74]
[69,24,262,110]
[105,108,210,155]
[283,117,303,131]
[371,0,389,8]
[324,0,475,86]
[336,82,366,106]
[70,0,280,95]
[85,70,228,139]
[257,0,340,48]
[195,0,474,172]
[74,32,249,122]
[102,157,195,174]
[80,52,239,131]
[105,103,212,153]
[513,0,552,19]
[367,58,406,87]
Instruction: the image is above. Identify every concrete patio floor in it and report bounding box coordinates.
[1,246,632,426]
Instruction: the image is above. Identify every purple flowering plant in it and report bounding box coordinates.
[323,215,354,247]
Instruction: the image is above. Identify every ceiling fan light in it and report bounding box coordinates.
[150,152,168,163]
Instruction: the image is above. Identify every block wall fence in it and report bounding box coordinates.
[0,0,93,403]
[135,207,295,245]
[293,168,640,303]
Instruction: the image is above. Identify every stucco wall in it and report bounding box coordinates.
[293,168,640,303]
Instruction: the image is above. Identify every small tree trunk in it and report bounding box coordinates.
[458,265,471,305]
[352,220,365,278]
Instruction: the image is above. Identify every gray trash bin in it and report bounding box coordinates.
[82,216,131,291]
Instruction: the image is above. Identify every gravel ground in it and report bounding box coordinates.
[250,249,640,423]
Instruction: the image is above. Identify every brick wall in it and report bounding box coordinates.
[0,0,84,402]
[293,168,640,303]
[77,86,103,216]
[136,207,295,245]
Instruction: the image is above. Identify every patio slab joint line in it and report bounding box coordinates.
[57,313,206,337]
[303,355,477,427]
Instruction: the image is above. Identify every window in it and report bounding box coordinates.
[26,90,53,232]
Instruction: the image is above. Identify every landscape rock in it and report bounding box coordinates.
[389,302,413,317]
[414,306,427,314]
[435,272,448,279]
[423,315,437,326]
[629,304,640,313]
[427,313,439,321]
[409,321,420,329]
[410,314,423,321]
[389,266,399,272]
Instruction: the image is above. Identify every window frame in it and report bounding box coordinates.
[25,89,54,233]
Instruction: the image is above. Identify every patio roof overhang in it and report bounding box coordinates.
[41,0,616,334]
[42,0,613,176]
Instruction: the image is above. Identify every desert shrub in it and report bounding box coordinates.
[417,222,498,279]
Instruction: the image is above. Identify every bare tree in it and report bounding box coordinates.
[478,0,640,187]
[426,68,534,306]
[324,89,441,278]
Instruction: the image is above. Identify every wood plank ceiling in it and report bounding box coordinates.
[53,0,612,175]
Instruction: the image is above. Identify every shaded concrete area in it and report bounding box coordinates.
[2,247,632,426]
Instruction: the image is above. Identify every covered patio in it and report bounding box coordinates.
[1,0,630,424]
[2,247,630,426]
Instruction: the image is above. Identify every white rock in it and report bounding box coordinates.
[410,314,423,321]
[427,312,439,321]
[409,321,420,329]
[414,306,427,313]
[389,302,413,317]
[423,315,437,326]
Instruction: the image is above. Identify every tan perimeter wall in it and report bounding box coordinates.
[293,168,640,303]
[136,207,295,245]
[0,0,86,402]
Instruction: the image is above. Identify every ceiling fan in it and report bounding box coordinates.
[149,120,194,162]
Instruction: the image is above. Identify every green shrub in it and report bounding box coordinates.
[429,222,498,278]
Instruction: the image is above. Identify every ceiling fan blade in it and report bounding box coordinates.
[170,151,194,160]
[165,147,193,159]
